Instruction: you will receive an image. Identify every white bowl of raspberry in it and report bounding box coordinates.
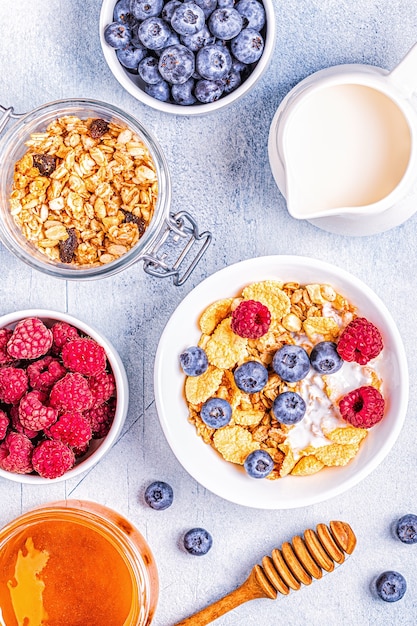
[0,310,128,483]
[100,0,276,115]
[154,255,409,508]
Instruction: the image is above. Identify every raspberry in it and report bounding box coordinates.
[27,356,67,392]
[0,431,34,474]
[18,390,58,431]
[0,366,28,404]
[0,328,13,365]
[61,338,107,377]
[337,317,383,365]
[11,404,38,439]
[0,409,9,440]
[88,371,116,408]
[339,385,385,428]
[46,412,92,449]
[32,439,75,479]
[49,372,93,412]
[7,317,53,360]
[231,300,271,339]
[84,399,116,438]
[51,321,79,354]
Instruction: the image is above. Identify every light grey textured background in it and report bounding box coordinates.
[0,1,417,624]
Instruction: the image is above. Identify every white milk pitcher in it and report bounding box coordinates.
[268,43,417,235]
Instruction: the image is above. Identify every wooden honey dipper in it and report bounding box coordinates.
[174,521,356,625]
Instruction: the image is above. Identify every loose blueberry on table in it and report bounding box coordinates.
[183,527,213,555]
[394,514,417,544]
[144,480,174,509]
[105,0,267,105]
[374,571,407,602]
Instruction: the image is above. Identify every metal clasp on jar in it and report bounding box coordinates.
[0,105,22,134]
[142,211,211,286]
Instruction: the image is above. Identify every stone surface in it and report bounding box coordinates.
[0,1,417,624]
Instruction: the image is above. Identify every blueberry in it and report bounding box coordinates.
[200,397,232,428]
[183,528,213,555]
[181,26,215,52]
[194,79,224,102]
[186,0,218,19]
[208,8,243,40]
[395,514,417,544]
[138,17,172,49]
[138,55,162,84]
[272,345,310,382]
[233,361,268,393]
[244,449,274,478]
[171,3,205,35]
[116,42,147,69]
[104,22,132,48]
[272,391,306,425]
[222,69,242,93]
[235,0,266,30]
[158,44,195,83]
[144,480,174,510]
[179,346,208,376]
[375,571,407,602]
[172,78,197,104]
[145,80,171,100]
[231,27,264,63]
[130,0,164,20]
[155,30,180,53]
[114,0,138,28]
[196,44,232,80]
[309,341,343,375]
[218,0,236,6]
[162,0,182,21]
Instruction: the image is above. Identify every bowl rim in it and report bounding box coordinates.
[154,255,409,508]
[99,0,277,116]
[0,309,129,484]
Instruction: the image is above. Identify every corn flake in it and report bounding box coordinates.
[213,425,260,464]
[242,281,290,324]
[324,426,368,446]
[278,443,297,477]
[199,298,234,335]
[313,443,359,467]
[185,365,223,405]
[234,408,265,426]
[205,318,248,369]
[291,455,325,476]
[303,316,340,342]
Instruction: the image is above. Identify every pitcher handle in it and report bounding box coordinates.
[388,42,417,97]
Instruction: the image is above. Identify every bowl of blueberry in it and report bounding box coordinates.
[0,309,128,484]
[100,0,276,114]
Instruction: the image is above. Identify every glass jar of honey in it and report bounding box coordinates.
[0,500,158,625]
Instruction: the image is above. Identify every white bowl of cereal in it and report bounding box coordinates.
[0,309,128,484]
[154,255,408,508]
[0,99,210,283]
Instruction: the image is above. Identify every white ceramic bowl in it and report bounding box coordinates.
[0,309,129,484]
[154,256,409,509]
[99,0,276,115]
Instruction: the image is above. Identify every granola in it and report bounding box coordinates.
[9,115,158,266]
[182,280,385,480]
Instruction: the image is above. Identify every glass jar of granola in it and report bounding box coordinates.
[0,99,211,283]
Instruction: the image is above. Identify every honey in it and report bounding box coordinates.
[0,501,158,626]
